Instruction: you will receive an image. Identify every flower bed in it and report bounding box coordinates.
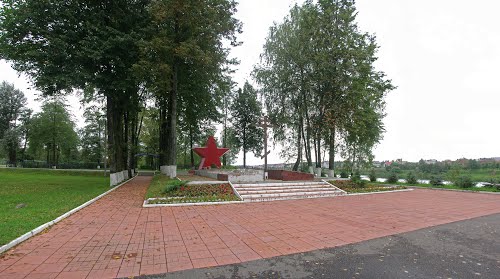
[330,180,406,194]
[146,179,241,205]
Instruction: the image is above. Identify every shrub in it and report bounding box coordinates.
[387,172,398,184]
[429,176,443,186]
[164,180,187,194]
[351,171,366,188]
[369,169,377,182]
[455,176,474,188]
[340,170,349,178]
[406,172,418,185]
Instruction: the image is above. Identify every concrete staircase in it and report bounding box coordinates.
[232,181,347,202]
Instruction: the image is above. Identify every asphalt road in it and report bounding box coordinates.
[130,213,500,279]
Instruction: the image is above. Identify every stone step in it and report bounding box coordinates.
[240,190,345,199]
[234,184,333,191]
[237,187,340,195]
[232,182,329,187]
[242,192,345,202]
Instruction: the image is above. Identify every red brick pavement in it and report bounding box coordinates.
[1,176,499,279]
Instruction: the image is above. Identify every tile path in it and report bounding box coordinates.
[1,176,499,279]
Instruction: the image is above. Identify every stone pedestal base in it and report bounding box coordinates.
[110,170,131,186]
[161,165,177,178]
[308,166,314,174]
[327,169,335,178]
[315,167,322,177]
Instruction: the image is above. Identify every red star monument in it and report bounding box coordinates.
[193,136,229,170]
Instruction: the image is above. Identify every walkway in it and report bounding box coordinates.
[0,177,499,279]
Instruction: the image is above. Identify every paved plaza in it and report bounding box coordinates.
[1,176,499,279]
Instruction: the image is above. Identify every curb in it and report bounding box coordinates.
[143,199,246,207]
[0,175,137,255]
[408,186,500,195]
[345,188,414,196]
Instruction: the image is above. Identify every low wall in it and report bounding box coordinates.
[267,170,314,181]
[110,169,132,186]
[196,169,264,182]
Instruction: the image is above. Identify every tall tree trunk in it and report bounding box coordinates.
[189,127,194,167]
[165,60,178,166]
[159,99,168,166]
[107,95,124,173]
[328,126,335,172]
[123,111,129,175]
[292,117,302,171]
[316,135,321,168]
[243,126,246,168]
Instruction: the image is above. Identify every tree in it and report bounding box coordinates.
[0,1,150,178]
[28,97,79,167]
[0,81,27,166]
[80,105,106,166]
[255,0,394,174]
[134,0,241,176]
[231,82,263,168]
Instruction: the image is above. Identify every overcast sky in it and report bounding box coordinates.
[1,0,499,165]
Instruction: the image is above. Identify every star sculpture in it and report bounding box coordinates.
[193,136,229,170]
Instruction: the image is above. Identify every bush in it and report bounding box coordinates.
[164,180,187,194]
[369,169,377,182]
[429,176,443,186]
[340,170,349,178]
[406,172,418,185]
[351,171,366,188]
[387,172,398,184]
[455,176,474,188]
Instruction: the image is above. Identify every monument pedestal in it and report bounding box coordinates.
[161,165,177,178]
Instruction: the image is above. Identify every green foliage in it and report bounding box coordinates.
[254,0,394,170]
[387,172,399,184]
[429,176,444,186]
[455,176,474,188]
[406,172,418,185]
[340,170,349,178]
[0,81,27,165]
[369,169,377,182]
[164,180,188,194]
[28,97,79,166]
[330,180,406,194]
[80,105,106,165]
[230,82,263,167]
[0,168,108,245]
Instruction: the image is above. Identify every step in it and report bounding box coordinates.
[242,192,345,202]
[240,190,344,199]
[237,187,340,195]
[232,182,328,187]
[234,184,333,191]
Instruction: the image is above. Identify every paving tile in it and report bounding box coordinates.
[2,177,500,278]
[191,257,217,268]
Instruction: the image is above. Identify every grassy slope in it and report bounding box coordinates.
[0,169,109,245]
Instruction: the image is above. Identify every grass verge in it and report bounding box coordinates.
[369,181,500,192]
[409,183,500,192]
[0,168,110,246]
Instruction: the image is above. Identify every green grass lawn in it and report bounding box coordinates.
[0,168,109,246]
[145,175,175,199]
